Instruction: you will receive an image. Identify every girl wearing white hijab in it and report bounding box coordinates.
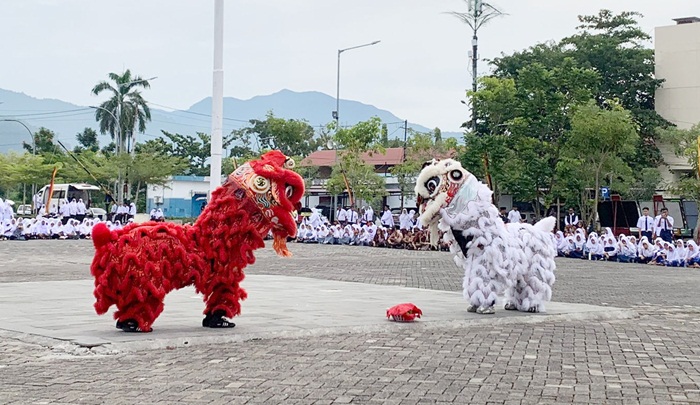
[586,233,604,261]
[637,237,656,264]
[673,240,687,266]
[617,236,637,263]
[664,243,683,267]
[685,240,700,268]
[562,236,575,256]
[650,239,668,265]
[569,233,585,259]
[603,236,618,261]
[399,209,410,230]
[555,231,567,256]
[408,210,416,228]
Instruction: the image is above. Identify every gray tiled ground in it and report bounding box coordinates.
[1,240,700,404]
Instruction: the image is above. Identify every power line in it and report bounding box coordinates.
[0,108,93,118]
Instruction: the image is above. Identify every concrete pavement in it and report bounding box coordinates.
[0,275,635,352]
[3,241,700,404]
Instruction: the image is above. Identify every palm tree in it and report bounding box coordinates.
[92,70,152,154]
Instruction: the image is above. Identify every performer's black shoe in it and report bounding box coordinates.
[116,319,145,332]
[202,310,236,328]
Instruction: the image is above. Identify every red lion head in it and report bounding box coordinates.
[222,150,305,256]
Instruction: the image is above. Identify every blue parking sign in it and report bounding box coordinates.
[601,187,610,200]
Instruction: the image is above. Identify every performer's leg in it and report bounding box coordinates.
[463,262,499,315]
[114,294,164,333]
[202,283,247,328]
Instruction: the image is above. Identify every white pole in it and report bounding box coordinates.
[209,0,224,197]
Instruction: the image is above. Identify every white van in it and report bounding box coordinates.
[37,183,101,213]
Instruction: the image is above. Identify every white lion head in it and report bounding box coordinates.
[415,158,493,244]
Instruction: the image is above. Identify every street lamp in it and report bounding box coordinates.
[0,119,34,155]
[334,40,381,128]
[447,1,504,133]
[1,118,36,200]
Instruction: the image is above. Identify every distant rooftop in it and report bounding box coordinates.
[673,17,700,25]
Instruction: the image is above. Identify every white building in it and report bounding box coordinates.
[146,175,216,218]
[655,17,700,183]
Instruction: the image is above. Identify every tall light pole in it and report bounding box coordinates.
[331,40,380,212]
[333,40,381,128]
[447,0,504,133]
[1,119,34,156]
[90,106,124,203]
[1,118,36,200]
[209,0,224,197]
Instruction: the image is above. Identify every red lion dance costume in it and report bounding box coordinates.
[90,151,304,332]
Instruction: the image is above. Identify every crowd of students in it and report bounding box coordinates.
[555,229,699,267]
[293,207,448,250]
[0,216,132,240]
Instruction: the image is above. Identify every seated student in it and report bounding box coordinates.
[295,224,306,243]
[637,237,656,264]
[554,231,567,257]
[349,226,361,246]
[586,233,604,260]
[321,225,334,244]
[673,240,687,266]
[332,224,342,245]
[63,220,79,240]
[373,227,387,248]
[686,240,700,268]
[9,221,25,241]
[2,219,14,240]
[360,228,373,246]
[650,239,668,265]
[387,228,404,248]
[402,229,416,250]
[49,221,63,239]
[568,233,585,259]
[340,225,352,245]
[617,236,638,263]
[603,236,618,261]
[316,225,328,244]
[304,226,318,243]
[664,243,683,267]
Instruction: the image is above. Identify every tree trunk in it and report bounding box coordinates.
[593,168,601,232]
[134,181,141,208]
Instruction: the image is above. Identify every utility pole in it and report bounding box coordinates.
[210,0,224,196]
[400,120,408,210]
[448,0,504,135]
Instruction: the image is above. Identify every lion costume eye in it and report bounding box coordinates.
[449,170,464,182]
[250,175,271,193]
[285,185,294,198]
[284,158,295,169]
[425,176,440,195]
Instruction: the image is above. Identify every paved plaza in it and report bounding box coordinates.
[2,241,700,404]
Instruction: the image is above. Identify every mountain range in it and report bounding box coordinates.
[0,88,462,154]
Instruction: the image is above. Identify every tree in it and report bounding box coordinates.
[235,111,318,157]
[228,127,258,164]
[23,127,61,155]
[558,100,639,226]
[391,129,458,208]
[658,124,700,200]
[74,128,100,153]
[92,70,152,153]
[160,131,234,176]
[329,117,386,206]
[0,152,56,192]
[562,10,668,169]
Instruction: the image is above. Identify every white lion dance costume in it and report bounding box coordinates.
[415,159,556,314]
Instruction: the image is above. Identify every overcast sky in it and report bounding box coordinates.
[0,0,696,132]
